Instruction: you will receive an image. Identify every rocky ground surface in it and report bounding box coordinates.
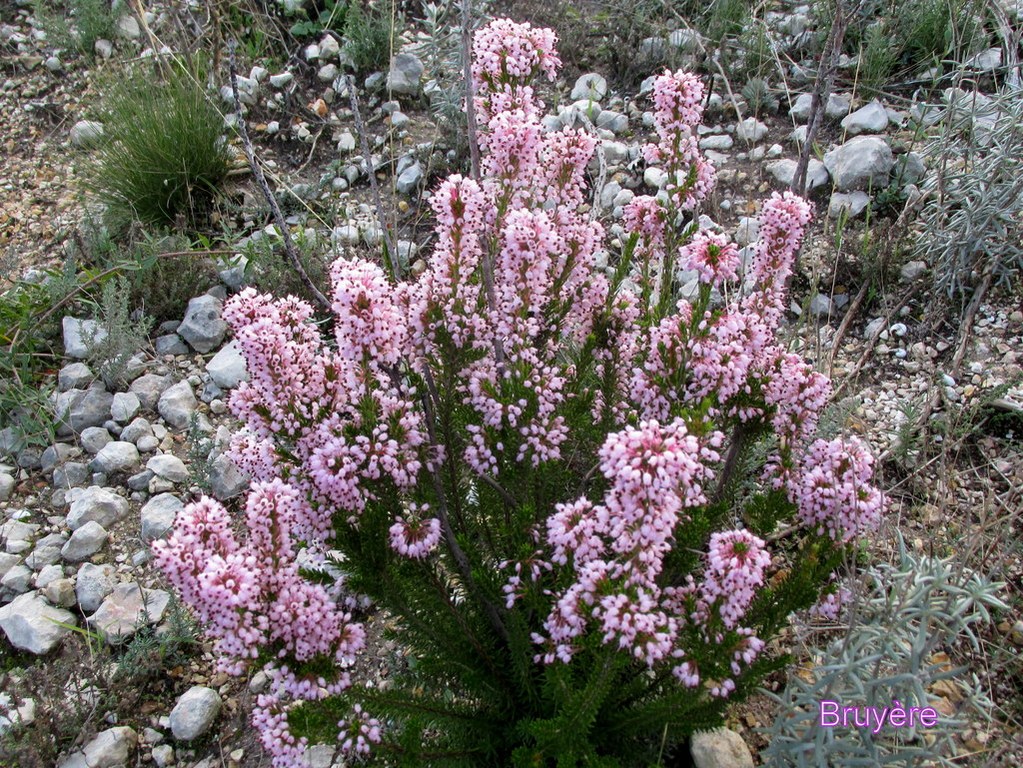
[1,1,1022,767]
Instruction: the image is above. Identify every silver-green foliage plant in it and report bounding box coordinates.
[83,277,151,389]
[408,0,492,155]
[914,86,1023,302]
[761,537,1006,766]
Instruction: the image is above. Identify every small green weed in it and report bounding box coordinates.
[34,0,119,58]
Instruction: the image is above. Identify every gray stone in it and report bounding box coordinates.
[599,140,629,167]
[306,744,336,768]
[691,728,754,768]
[823,136,894,191]
[766,158,830,190]
[270,72,294,89]
[137,436,160,453]
[638,36,666,61]
[2,565,31,594]
[16,448,41,471]
[35,563,63,589]
[863,316,886,340]
[75,562,117,613]
[95,39,113,59]
[83,726,137,768]
[206,341,248,389]
[735,117,768,143]
[116,14,140,39]
[90,441,139,475]
[894,152,926,185]
[965,47,1002,72]
[147,454,188,484]
[62,317,106,359]
[386,53,424,95]
[571,73,608,102]
[154,334,189,356]
[337,130,357,153]
[110,392,141,424]
[595,110,628,133]
[0,472,12,502]
[119,417,153,445]
[840,100,889,135]
[54,462,90,491]
[644,166,668,189]
[25,534,65,570]
[54,388,114,436]
[151,744,174,768]
[127,470,154,491]
[0,591,77,654]
[58,362,94,391]
[58,751,89,768]
[828,191,871,219]
[178,295,227,354]
[41,443,77,473]
[170,686,221,741]
[699,134,733,151]
[900,260,928,282]
[388,110,410,130]
[825,93,852,119]
[209,454,249,500]
[88,582,170,643]
[70,120,104,148]
[734,217,760,246]
[66,486,130,530]
[80,426,113,455]
[396,161,424,195]
[0,553,20,582]
[790,92,852,122]
[157,381,197,430]
[809,293,834,317]
[43,578,76,609]
[0,519,37,547]
[61,521,108,563]
[318,63,338,82]
[130,374,172,411]
[141,494,183,541]
[789,125,808,146]
[318,33,340,59]
[667,28,702,52]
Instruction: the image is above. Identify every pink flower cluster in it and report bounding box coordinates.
[389,504,442,559]
[154,481,363,677]
[641,69,716,211]
[537,419,722,665]
[661,532,770,695]
[471,18,560,125]
[789,437,885,542]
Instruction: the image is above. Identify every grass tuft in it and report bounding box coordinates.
[84,64,231,229]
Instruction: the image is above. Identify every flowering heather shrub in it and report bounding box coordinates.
[155,19,885,766]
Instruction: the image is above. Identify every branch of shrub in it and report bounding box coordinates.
[344,75,399,276]
[831,282,920,401]
[827,277,871,378]
[793,0,848,196]
[228,41,331,311]
[460,0,481,181]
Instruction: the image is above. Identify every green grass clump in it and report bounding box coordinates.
[86,65,231,229]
